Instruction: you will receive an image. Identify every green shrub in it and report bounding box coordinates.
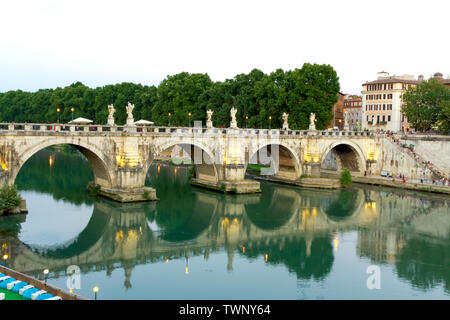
[87,183,101,196]
[339,169,352,187]
[0,184,22,210]
[220,184,226,192]
[143,190,150,200]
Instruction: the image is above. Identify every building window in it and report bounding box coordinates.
[388,115,391,121]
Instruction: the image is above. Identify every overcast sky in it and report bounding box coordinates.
[1,0,449,95]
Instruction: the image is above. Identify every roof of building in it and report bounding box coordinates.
[363,78,420,85]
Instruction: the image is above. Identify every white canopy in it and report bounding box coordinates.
[69,117,93,124]
[134,119,154,126]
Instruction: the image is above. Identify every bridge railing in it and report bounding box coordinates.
[0,122,374,137]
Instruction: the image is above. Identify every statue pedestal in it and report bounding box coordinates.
[206,120,213,129]
[282,124,289,130]
[126,118,134,126]
[107,117,115,126]
[229,120,237,129]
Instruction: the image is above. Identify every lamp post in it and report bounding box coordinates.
[71,107,75,122]
[188,112,192,127]
[168,112,171,127]
[57,108,61,123]
[43,269,49,284]
[93,286,99,300]
[245,116,248,129]
[268,116,272,129]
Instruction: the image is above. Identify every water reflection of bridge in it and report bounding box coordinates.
[2,184,449,291]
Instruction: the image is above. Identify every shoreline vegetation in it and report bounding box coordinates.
[0,184,27,216]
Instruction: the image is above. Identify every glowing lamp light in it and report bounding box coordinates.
[49,155,54,167]
[367,152,376,161]
[265,254,269,263]
[93,286,99,300]
[333,234,339,252]
[304,153,312,163]
[242,246,246,253]
[3,254,8,260]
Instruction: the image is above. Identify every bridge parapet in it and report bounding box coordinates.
[0,122,374,138]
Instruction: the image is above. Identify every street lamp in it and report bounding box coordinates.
[268,116,272,129]
[245,116,248,129]
[188,112,192,127]
[168,112,171,127]
[57,108,61,123]
[2,254,7,265]
[43,269,49,284]
[71,107,75,122]
[93,286,99,300]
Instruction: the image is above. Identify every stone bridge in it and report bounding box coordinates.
[0,122,382,201]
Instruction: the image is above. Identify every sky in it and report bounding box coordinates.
[1,0,449,95]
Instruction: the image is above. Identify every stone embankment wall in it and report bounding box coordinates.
[396,135,450,177]
[379,137,432,180]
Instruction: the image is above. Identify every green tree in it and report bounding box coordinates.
[0,184,22,211]
[339,169,352,187]
[152,72,213,127]
[403,78,450,132]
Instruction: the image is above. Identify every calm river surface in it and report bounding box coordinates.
[1,147,449,299]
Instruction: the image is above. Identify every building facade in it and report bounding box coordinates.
[332,92,345,130]
[361,71,450,133]
[343,96,362,131]
[361,72,420,133]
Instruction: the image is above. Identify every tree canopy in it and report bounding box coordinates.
[403,78,450,133]
[0,63,340,130]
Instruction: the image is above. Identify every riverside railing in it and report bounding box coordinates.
[0,123,374,137]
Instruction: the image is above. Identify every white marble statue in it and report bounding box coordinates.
[126,102,135,126]
[206,109,214,128]
[230,107,238,129]
[107,104,116,126]
[282,112,289,130]
[309,113,316,130]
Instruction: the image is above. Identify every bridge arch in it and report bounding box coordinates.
[321,141,365,173]
[11,139,113,188]
[247,142,302,180]
[153,140,219,184]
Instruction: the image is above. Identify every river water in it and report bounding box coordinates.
[0,147,449,300]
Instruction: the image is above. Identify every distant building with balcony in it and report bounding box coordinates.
[343,96,362,131]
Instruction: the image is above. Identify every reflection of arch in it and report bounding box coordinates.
[248,143,302,180]
[321,141,365,172]
[12,140,113,188]
[245,185,300,230]
[154,189,217,242]
[321,188,365,222]
[155,140,218,183]
[24,204,110,259]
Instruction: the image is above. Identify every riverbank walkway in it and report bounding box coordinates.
[0,265,87,300]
